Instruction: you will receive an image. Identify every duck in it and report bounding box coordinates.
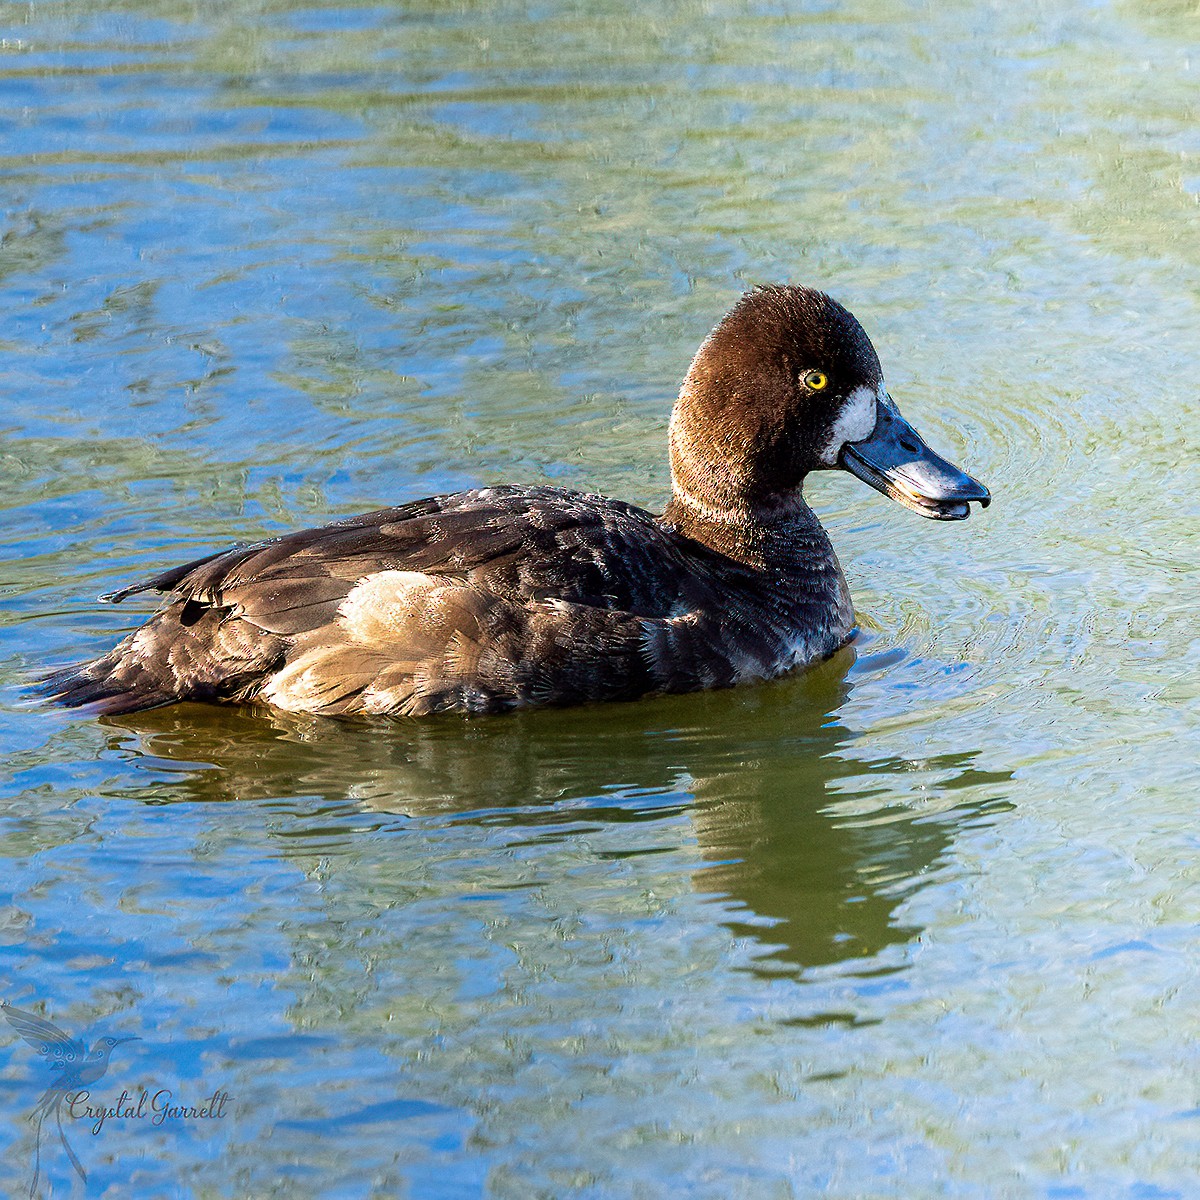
[38,285,989,718]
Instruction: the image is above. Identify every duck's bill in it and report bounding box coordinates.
[840,397,990,521]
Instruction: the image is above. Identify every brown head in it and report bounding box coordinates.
[667,285,989,524]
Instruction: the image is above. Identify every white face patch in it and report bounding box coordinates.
[819,381,883,467]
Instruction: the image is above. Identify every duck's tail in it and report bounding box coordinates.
[35,601,287,716]
[34,650,181,716]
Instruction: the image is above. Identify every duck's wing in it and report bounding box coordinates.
[40,487,728,716]
[99,486,700,634]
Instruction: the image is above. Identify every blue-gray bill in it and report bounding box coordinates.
[840,396,990,521]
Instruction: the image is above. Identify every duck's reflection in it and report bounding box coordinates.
[102,648,1010,977]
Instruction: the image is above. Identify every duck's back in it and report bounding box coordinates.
[42,486,805,717]
[117,486,701,615]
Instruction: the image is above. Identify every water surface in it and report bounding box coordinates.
[2,1,1200,1196]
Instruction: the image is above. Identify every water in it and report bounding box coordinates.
[2,0,1199,1195]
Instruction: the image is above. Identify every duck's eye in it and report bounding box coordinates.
[803,370,829,391]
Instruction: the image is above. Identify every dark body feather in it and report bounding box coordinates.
[39,485,853,716]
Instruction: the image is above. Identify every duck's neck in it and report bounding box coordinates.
[660,378,842,571]
[661,380,820,566]
[660,481,833,570]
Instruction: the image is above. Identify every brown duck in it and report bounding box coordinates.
[39,286,989,717]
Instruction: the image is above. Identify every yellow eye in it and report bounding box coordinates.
[803,370,828,391]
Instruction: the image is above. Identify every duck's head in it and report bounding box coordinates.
[668,285,990,522]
